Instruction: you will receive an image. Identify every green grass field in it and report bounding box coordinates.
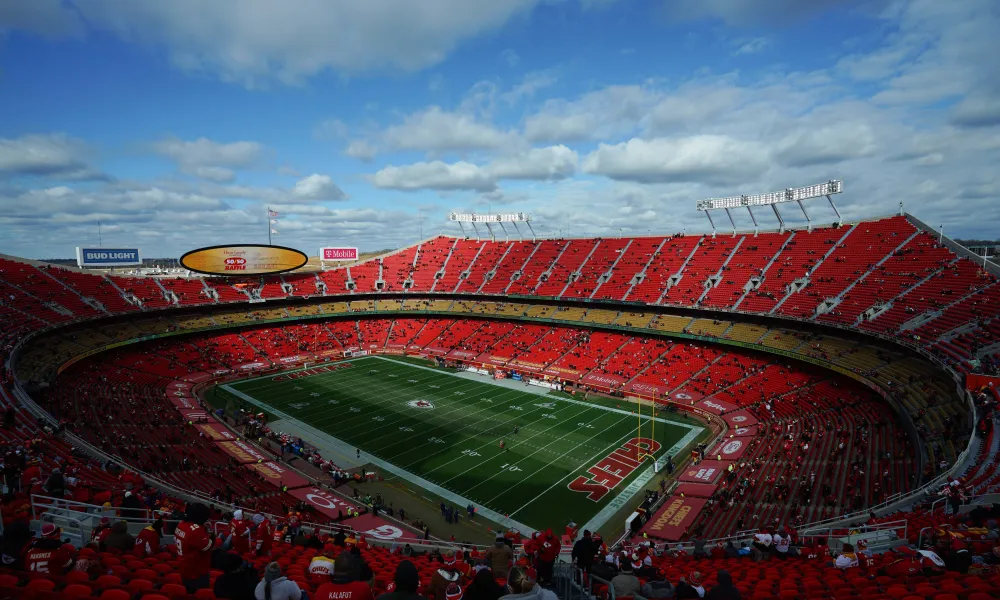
[220,355,702,533]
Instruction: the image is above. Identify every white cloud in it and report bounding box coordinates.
[524,85,656,143]
[0,133,106,180]
[582,135,770,185]
[774,123,878,167]
[371,161,496,192]
[344,140,378,162]
[291,174,347,201]
[667,0,854,26]
[734,37,770,55]
[488,145,578,180]
[21,0,552,86]
[499,48,520,68]
[951,94,1000,128]
[370,145,578,191]
[382,106,520,153]
[152,137,267,181]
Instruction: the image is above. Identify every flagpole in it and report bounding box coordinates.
[267,207,272,245]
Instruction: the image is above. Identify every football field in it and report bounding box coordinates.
[219,356,702,533]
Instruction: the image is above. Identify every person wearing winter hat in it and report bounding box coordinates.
[252,513,274,557]
[705,570,740,600]
[90,516,113,548]
[485,535,514,579]
[24,523,76,574]
[640,568,675,599]
[376,560,423,600]
[230,509,251,555]
[255,561,303,600]
[675,571,704,599]
[431,550,466,600]
[104,520,135,553]
[610,556,641,599]
[315,552,374,600]
[499,565,557,600]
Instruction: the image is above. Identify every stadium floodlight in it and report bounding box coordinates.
[696,180,844,235]
[448,212,534,241]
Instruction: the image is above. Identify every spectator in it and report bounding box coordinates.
[772,528,793,559]
[704,570,740,600]
[315,552,375,600]
[692,536,707,559]
[610,559,641,598]
[430,550,465,600]
[834,544,859,569]
[0,521,31,569]
[640,568,675,599]
[571,530,598,574]
[256,561,303,600]
[176,502,216,592]
[215,552,260,600]
[104,520,135,553]
[464,568,503,600]
[121,491,142,518]
[42,468,65,497]
[675,572,705,599]
[376,560,423,600]
[498,565,557,600]
[486,535,514,579]
[24,524,75,575]
[309,544,338,577]
[351,545,375,583]
[134,518,164,557]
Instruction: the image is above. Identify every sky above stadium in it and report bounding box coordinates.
[0,0,998,259]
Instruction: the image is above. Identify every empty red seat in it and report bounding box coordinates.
[63,584,94,597]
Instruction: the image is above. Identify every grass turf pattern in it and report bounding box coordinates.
[224,356,698,532]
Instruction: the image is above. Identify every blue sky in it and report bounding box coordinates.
[0,0,998,259]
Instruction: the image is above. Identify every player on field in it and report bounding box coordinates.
[514,425,519,434]
[500,439,506,451]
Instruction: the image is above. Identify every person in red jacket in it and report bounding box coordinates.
[251,513,273,557]
[25,523,75,575]
[175,503,215,593]
[134,519,163,557]
[314,552,375,600]
[228,509,251,555]
[90,517,112,548]
[537,529,560,585]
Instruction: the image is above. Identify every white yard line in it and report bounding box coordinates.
[221,384,537,535]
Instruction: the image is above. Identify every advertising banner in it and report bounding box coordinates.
[218,440,271,464]
[728,425,759,438]
[626,381,669,397]
[180,244,307,276]
[169,396,200,410]
[195,422,237,442]
[180,409,212,422]
[246,461,311,490]
[678,460,728,484]
[640,496,709,541]
[288,487,362,519]
[695,397,738,415]
[320,247,359,261]
[344,515,410,541]
[669,390,704,404]
[709,438,749,461]
[581,372,627,388]
[673,482,718,498]
[76,247,142,268]
[722,409,759,429]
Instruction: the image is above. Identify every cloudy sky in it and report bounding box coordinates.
[1,0,998,259]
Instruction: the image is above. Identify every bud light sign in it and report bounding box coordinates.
[321,247,359,261]
[76,247,142,268]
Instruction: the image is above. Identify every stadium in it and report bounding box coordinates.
[2,2,999,599]
[1,182,999,599]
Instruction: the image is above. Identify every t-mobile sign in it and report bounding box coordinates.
[320,247,359,261]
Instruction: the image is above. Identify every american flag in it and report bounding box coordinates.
[268,208,279,217]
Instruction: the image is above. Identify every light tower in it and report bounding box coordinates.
[448,212,535,241]
[696,180,844,236]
